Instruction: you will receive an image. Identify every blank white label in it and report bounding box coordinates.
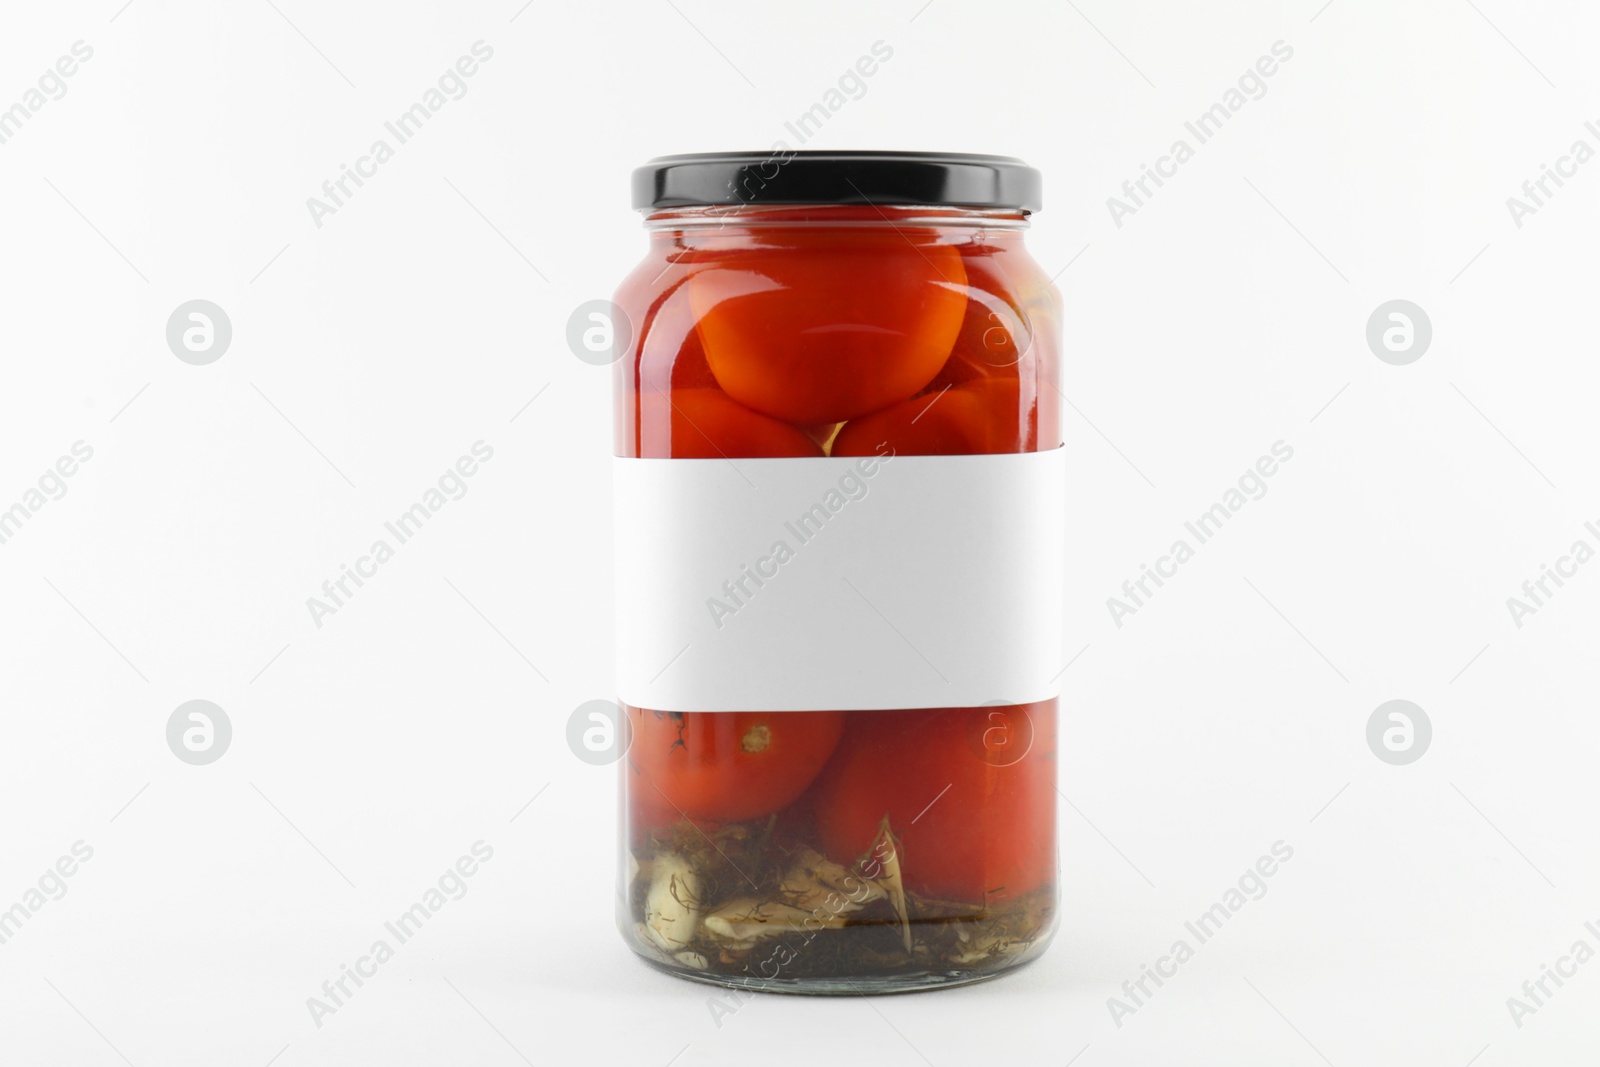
[613,448,1065,712]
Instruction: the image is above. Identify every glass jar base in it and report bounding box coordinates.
[628,939,1047,996]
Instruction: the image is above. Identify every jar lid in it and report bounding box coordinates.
[633,151,1042,213]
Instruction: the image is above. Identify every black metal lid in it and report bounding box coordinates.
[633,151,1042,213]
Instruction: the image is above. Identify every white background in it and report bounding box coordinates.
[0,0,1597,1064]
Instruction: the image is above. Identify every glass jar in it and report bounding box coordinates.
[612,152,1064,994]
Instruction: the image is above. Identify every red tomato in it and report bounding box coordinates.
[810,702,1056,901]
[659,310,723,393]
[831,378,1035,457]
[688,231,969,424]
[919,249,1061,450]
[939,254,1030,384]
[627,707,846,823]
[636,388,823,459]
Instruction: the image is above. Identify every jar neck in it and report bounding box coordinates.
[641,203,1030,235]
